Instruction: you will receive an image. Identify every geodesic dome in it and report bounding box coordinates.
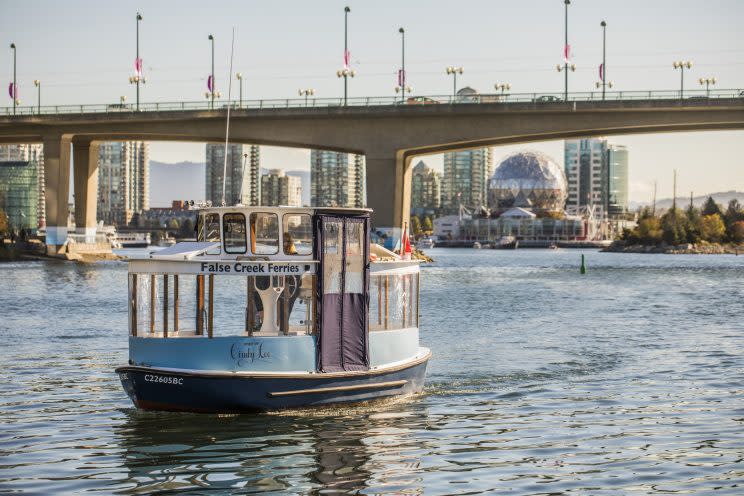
[489,151,567,212]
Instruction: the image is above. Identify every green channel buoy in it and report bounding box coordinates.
[580,254,587,274]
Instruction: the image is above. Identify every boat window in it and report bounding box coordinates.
[282,214,312,256]
[369,271,419,331]
[223,213,247,254]
[250,213,279,255]
[344,220,364,294]
[198,213,221,243]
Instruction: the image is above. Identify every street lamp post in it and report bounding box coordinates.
[10,43,16,115]
[600,20,606,100]
[397,27,406,104]
[34,79,40,115]
[699,77,716,97]
[236,73,243,108]
[562,0,570,99]
[299,88,315,106]
[672,60,693,98]
[446,66,463,98]
[336,6,353,106]
[208,34,215,109]
[136,13,142,110]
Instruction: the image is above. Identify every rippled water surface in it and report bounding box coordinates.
[1,249,743,494]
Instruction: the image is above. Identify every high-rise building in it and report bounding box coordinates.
[564,138,628,219]
[411,160,441,216]
[564,138,606,217]
[0,158,39,232]
[0,144,44,228]
[441,148,493,212]
[607,144,629,217]
[97,141,149,225]
[205,144,261,206]
[261,169,302,207]
[310,150,366,208]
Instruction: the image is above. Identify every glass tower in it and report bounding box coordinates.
[441,148,493,213]
[310,150,366,208]
[0,160,39,232]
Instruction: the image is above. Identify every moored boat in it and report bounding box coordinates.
[116,206,430,412]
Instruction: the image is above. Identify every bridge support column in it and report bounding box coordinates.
[364,151,412,232]
[73,140,99,243]
[43,135,72,255]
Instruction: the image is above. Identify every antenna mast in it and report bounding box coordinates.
[221,27,236,207]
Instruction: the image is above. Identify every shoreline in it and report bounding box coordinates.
[602,240,743,255]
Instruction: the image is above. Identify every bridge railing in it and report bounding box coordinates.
[1,88,742,116]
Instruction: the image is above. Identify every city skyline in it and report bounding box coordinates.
[3,0,743,202]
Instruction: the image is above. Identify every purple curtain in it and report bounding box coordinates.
[314,214,370,373]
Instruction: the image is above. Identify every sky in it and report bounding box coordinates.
[2,0,743,201]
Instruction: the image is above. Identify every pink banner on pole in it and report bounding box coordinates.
[135,58,143,76]
[8,82,13,99]
[397,69,405,87]
[207,75,213,92]
[599,63,604,80]
[563,44,571,63]
[343,50,350,69]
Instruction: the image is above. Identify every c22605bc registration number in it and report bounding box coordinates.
[144,374,184,385]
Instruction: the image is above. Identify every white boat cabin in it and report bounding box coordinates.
[126,206,420,353]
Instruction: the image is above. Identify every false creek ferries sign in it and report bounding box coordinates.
[129,259,316,275]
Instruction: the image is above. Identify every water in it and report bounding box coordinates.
[1,249,743,494]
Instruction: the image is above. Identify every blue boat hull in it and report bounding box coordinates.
[115,351,430,413]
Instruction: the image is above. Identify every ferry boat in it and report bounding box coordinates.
[416,236,435,250]
[116,232,151,248]
[115,206,430,412]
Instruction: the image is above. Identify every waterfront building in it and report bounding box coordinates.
[0,159,39,232]
[206,144,261,207]
[261,169,302,207]
[310,150,366,208]
[439,149,601,244]
[607,144,629,217]
[441,148,493,213]
[411,160,441,217]
[489,151,567,213]
[0,144,44,228]
[564,138,629,219]
[97,141,149,225]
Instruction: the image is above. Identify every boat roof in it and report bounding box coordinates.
[193,205,372,215]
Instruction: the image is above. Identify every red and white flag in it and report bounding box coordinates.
[397,69,405,87]
[343,50,350,70]
[134,58,143,77]
[563,44,572,63]
[400,223,412,260]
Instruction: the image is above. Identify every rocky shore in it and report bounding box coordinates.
[603,240,743,255]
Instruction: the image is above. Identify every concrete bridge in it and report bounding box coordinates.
[1,96,743,254]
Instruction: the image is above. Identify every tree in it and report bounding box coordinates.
[0,209,8,234]
[685,204,701,243]
[730,221,744,244]
[701,196,722,217]
[699,214,726,242]
[724,199,743,228]
[168,218,180,231]
[422,216,433,233]
[410,215,422,236]
[636,216,663,245]
[661,208,687,245]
